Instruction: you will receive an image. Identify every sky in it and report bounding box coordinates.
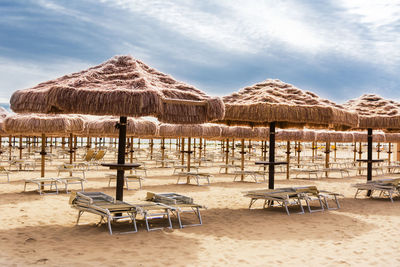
[1,0,400,109]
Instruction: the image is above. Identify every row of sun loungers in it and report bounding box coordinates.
[70,191,205,235]
[244,186,343,215]
[24,177,86,195]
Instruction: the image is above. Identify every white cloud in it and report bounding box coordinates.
[0,57,92,99]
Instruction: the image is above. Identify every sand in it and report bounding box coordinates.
[0,146,400,267]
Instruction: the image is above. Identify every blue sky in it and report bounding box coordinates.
[1,0,400,108]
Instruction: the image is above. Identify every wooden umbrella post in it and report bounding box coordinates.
[138,138,141,150]
[68,134,73,175]
[61,137,65,150]
[297,142,301,168]
[129,137,134,174]
[334,142,337,162]
[181,138,185,166]
[353,142,357,162]
[240,139,245,181]
[388,142,392,163]
[193,138,196,159]
[161,138,165,167]
[73,136,77,162]
[225,139,229,174]
[39,133,46,190]
[231,139,235,163]
[49,137,53,153]
[187,137,192,184]
[150,139,154,160]
[325,141,330,178]
[19,135,23,170]
[312,141,316,163]
[115,116,127,201]
[358,142,362,175]
[198,138,203,166]
[268,121,276,189]
[203,139,207,158]
[286,141,290,180]
[8,136,12,161]
[367,128,373,182]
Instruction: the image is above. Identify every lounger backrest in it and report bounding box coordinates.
[94,150,106,161]
[83,149,95,162]
[69,192,77,205]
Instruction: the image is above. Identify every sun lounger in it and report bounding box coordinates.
[57,177,85,193]
[176,172,212,186]
[146,192,205,228]
[244,186,341,215]
[173,165,199,174]
[233,170,266,183]
[106,174,145,190]
[57,163,86,179]
[70,191,137,235]
[245,188,305,215]
[353,178,400,203]
[24,177,59,195]
[219,164,240,174]
[134,202,173,231]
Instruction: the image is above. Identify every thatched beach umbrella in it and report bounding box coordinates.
[10,55,224,200]
[220,79,358,188]
[344,94,400,183]
[4,114,84,177]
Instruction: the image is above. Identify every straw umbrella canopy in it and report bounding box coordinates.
[4,114,84,177]
[343,94,400,182]
[10,55,224,200]
[220,79,358,188]
[83,116,157,137]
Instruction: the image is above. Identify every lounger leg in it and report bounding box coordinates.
[166,210,173,229]
[139,179,142,190]
[354,189,361,199]
[249,198,257,209]
[107,217,113,235]
[176,211,183,228]
[284,202,290,216]
[80,181,84,191]
[76,211,84,224]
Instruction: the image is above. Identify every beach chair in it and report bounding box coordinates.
[176,172,212,186]
[146,192,205,228]
[353,178,400,203]
[0,166,10,183]
[245,188,305,215]
[70,191,137,235]
[24,177,59,195]
[57,163,86,179]
[56,177,85,193]
[106,174,145,190]
[233,170,266,183]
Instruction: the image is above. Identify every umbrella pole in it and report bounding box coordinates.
[8,136,12,161]
[204,139,207,158]
[268,122,276,190]
[73,136,77,162]
[199,138,202,166]
[312,141,316,163]
[130,137,134,174]
[62,137,65,150]
[241,139,245,181]
[161,138,165,167]
[286,141,290,180]
[19,136,23,170]
[297,142,301,168]
[116,116,127,201]
[138,138,141,150]
[187,137,191,183]
[388,143,392,163]
[232,139,235,163]
[325,142,330,177]
[367,128,373,182]
[358,142,362,175]
[353,142,357,162]
[40,133,46,190]
[181,138,185,166]
[225,139,229,174]
[69,134,73,177]
[150,139,154,160]
[334,142,337,162]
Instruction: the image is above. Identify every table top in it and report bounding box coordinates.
[356,159,384,163]
[101,163,141,170]
[255,161,288,165]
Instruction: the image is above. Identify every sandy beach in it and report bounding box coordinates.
[0,146,399,267]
